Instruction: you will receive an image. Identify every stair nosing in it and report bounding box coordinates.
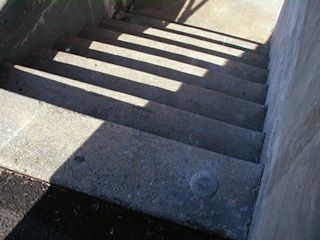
[82,26,268,88]
[3,61,265,162]
[100,19,269,72]
[57,37,268,109]
[27,48,267,133]
[121,11,269,51]
[84,24,269,85]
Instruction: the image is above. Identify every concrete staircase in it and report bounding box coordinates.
[0,12,269,240]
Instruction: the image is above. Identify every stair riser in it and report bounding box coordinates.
[119,11,270,56]
[113,17,268,69]
[2,64,264,162]
[0,84,263,240]
[99,20,268,83]
[48,40,266,131]
[80,28,268,104]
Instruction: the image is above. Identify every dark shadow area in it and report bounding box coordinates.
[1,169,224,240]
[0,0,271,239]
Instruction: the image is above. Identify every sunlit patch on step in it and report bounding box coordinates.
[163,22,259,49]
[115,32,229,67]
[141,27,247,58]
[52,51,184,92]
[87,40,208,77]
[13,64,150,107]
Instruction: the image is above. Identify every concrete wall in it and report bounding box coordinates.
[0,0,131,64]
[249,1,320,239]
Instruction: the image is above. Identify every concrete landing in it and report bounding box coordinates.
[130,0,284,44]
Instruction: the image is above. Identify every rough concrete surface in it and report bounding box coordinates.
[0,1,273,239]
[0,86,262,239]
[0,0,131,64]
[1,63,264,162]
[110,17,269,69]
[249,1,320,239]
[0,169,225,240]
[80,26,268,104]
[119,11,269,56]
[130,0,284,43]
[52,39,267,131]
[100,19,268,83]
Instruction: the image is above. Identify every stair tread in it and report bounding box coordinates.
[45,39,266,131]
[120,11,269,56]
[99,19,268,84]
[0,77,262,240]
[1,62,264,162]
[115,14,268,69]
[80,26,268,104]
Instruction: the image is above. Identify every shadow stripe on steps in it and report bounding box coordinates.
[98,19,268,83]
[80,27,268,104]
[28,46,266,132]
[118,11,269,56]
[1,62,264,162]
[0,84,262,239]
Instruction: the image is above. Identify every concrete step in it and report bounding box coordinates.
[114,14,268,69]
[99,19,268,83]
[80,26,268,104]
[1,62,264,162]
[118,11,270,58]
[0,79,263,240]
[45,39,266,131]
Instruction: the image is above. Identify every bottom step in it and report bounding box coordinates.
[0,88,262,240]
[0,169,224,239]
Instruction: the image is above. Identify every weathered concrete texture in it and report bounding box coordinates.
[115,14,268,69]
[249,1,320,239]
[130,0,284,44]
[119,11,269,56]
[0,86,262,240]
[0,63,264,163]
[100,19,268,83]
[80,26,268,104]
[0,170,224,240]
[52,39,266,131]
[0,0,131,64]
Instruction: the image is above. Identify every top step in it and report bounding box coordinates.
[118,11,270,57]
[100,18,268,84]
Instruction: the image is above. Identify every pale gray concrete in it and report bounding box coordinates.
[119,11,269,56]
[81,26,268,104]
[113,14,269,69]
[0,63,264,162]
[0,84,262,240]
[57,38,266,129]
[249,1,320,239]
[130,0,284,44]
[0,0,131,64]
[100,19,268,83]
[0,2,273,239]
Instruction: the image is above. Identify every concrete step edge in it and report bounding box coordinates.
[101,18,268,69]
[118,11,269,56]
[0,82,262,239]
[1,61,264,162]
[29,45,266,132]
[80,26,268,104]
[99,19,268,84]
